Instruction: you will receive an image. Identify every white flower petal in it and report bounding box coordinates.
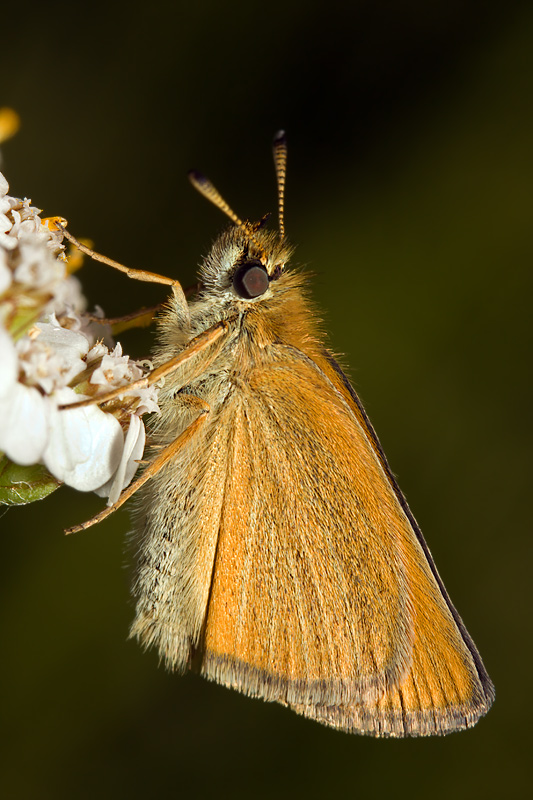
[134,386,160,416]
[0,212,11,234]
[35,315,89,384]
[13,240,64,288]
[0,232,17,250]
[0,248,12,293]
[43,388,124,492]
[35,313,89,355]
[0,382,50,464]
[44,274,87,319]
[0,324,18,398]
[95,414,145,504]
[121,415,145,484]
[90,346,141,388]
[87,342,108,362]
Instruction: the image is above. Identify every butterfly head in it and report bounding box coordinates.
[198,222,293,302]
[188,131,291,306]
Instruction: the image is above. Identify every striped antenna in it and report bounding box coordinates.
[188,169,267,259]
[272,130,287,238]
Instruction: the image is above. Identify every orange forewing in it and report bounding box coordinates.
[198,346,493,735]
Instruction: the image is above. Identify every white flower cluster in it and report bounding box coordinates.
[0,172,159,505]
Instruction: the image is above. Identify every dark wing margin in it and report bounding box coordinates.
[321,349,495,710]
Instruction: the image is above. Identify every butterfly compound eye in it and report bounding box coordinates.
[232,260,270,299]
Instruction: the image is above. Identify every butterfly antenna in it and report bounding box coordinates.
[273,130,287,239]
[188,169,267,259]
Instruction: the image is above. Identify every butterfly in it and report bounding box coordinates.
[64,132,494,736]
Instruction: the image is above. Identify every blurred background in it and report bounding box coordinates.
[1,1,531,797]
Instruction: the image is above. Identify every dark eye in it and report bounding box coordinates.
[232,260,270,299]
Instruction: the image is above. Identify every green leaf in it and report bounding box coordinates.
[0,455,62,505]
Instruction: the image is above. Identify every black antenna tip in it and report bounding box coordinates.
[273,130,287,146]
[188,168,206,185]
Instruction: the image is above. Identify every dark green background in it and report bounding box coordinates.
[2,1,531,798]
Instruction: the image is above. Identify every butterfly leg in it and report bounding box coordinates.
[57,223,183,290]
[57,222,193,330]
[83,282,202,335]
[64,397,210,535]
[83,303,163,333]
[59,320,230,411]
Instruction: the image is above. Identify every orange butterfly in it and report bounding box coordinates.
[65,133,494,736]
